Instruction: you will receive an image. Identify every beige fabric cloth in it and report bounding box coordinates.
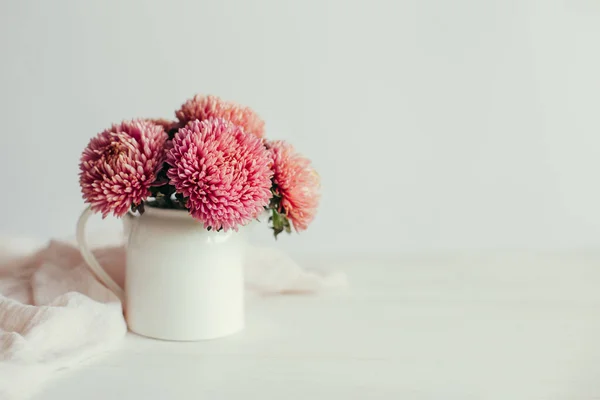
[0,235,346,400]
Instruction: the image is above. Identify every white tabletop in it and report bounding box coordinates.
[34,253,600,400]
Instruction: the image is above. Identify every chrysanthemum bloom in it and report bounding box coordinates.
[175,95,265,138]
[166,118,273,231]
[79,120,168,217]
[268,140,320,231]
[147,118,178,133]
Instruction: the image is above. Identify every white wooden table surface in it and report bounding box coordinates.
[34,253,600,400]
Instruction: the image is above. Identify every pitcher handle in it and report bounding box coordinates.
[76,205,126,302]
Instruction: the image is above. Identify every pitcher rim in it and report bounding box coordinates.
[134,205,191,219]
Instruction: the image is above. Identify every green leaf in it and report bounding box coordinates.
[270,208,292,239]
[149,186,162,196]
[172,192,188,210]
[131,202,145,215]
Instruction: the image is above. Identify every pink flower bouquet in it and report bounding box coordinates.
[79,94,320,237]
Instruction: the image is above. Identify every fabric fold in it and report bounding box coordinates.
[0,235,346,399]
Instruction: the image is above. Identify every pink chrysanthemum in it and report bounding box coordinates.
[166,118,273,231]
[175,95,265,138]
[79,120,168,217]
[269,140,320,231]
[147,118,178,133]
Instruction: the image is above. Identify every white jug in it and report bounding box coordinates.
[76,205,245,341]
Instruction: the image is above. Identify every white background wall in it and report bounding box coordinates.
[1,0,599,255]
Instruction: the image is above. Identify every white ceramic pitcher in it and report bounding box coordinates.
[76,205,245,341]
